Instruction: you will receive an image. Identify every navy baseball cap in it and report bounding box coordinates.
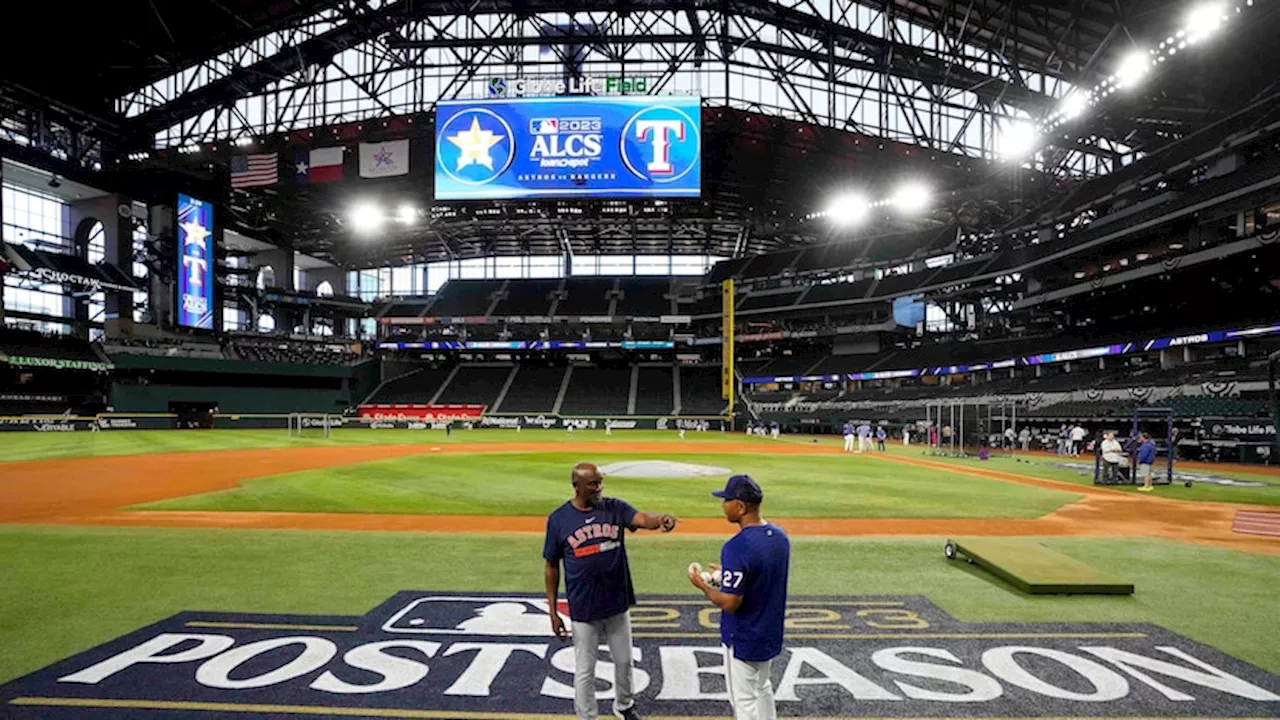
[712,474,763,503]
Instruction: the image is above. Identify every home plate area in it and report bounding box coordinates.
[3,593,1279,719]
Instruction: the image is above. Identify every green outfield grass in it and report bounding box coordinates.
[0,525,1277,685]
[0,428,746,463]
[133,450,1080,519]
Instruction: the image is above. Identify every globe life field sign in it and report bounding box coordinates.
[433,96,701,200]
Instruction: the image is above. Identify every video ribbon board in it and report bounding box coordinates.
[434,96,701,200]
[176,193,215,330]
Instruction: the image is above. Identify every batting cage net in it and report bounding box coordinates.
[1095,407,1177,485]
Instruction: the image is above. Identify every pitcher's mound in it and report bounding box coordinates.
[600,460,731,478]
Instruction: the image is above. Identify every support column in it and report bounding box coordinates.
[147,203,174,328]
[70,195,135,339]
[0,159,5,324]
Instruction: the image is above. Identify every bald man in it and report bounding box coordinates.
[544,462,679,720]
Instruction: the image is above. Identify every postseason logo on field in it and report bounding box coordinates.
[434,96,701,200]
[3,592,1279,718]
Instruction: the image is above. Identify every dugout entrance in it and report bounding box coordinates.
[169,401,217,429]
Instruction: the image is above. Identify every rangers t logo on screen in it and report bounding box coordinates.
[176,193,214,330]
[434,96,701,199]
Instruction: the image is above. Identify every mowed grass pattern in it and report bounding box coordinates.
[135,451,1080,518]
[1,526,1278,685]
[0,428,754,463]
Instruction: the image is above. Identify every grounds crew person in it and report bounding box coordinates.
[689,474,790,720]
[544,462,679,720]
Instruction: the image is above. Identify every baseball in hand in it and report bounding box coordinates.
[688,562,721,588]
[661,515,677,532]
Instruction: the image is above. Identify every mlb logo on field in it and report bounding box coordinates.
[382,595,570,636]
[531,118,559,135]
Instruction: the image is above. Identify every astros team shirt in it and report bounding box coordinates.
[719,522,791,662]
[543,497,638,623]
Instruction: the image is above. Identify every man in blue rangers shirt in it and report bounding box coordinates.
[544,462,680,720]
[688,474,790,720]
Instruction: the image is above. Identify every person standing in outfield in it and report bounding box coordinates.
[875,425,887,452]
[770,422,780,440]
[689,475,790,720]
[842,421,855,453]
[1019,426,1032,452]
[902,423,911,446]
[544,462,680,720]
[1136,432,1158,492]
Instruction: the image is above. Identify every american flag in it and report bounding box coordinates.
[230,153,278,188]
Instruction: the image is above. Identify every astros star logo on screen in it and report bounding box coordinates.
[620,104,701,184]
[436,108,515,185]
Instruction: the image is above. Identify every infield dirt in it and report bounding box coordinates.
[2,440,1277,556]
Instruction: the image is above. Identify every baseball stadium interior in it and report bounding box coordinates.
[2,1,1280,717]
[3,0,1278,462]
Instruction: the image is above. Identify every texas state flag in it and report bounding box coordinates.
[294,146,344,184]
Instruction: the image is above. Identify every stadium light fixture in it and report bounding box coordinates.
[350,203,384,234]
[1114,50,1150,89]
[397,204,418,225]
[890,182,931,213]
[998,120,1039,161]
[1185,2,1226,43]
[1058,92,1090,121]
[826,193,869,226]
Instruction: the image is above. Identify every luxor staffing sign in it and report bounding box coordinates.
[434,96,701,200]
[176,193,214,330]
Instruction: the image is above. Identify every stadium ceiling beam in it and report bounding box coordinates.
[127,0,1059,137]
[725,0,1051,111]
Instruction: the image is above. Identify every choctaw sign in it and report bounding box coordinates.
[3,593,1278,718]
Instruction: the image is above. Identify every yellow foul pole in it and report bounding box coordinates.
[721,279,735,422]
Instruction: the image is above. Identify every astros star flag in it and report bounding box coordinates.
[359,139,410,178]
[294,146,344,184]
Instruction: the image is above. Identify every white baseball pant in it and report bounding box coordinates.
[724,645,776,720]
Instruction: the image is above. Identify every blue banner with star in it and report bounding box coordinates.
[434,96,701,200]
[176,193,215,330]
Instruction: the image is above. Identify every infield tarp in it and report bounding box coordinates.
[2,592,1278,718]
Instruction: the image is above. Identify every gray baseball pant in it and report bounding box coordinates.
[572,610,635,720]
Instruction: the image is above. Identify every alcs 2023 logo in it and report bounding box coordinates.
[434,98,701,199]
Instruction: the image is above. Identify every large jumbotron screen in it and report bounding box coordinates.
[433,95,701,200]
[175,193,215,330]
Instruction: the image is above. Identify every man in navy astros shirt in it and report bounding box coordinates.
[544,461,680,720]
[688,474,790,720]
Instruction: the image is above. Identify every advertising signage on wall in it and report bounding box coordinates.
[176,194,215,330]
[434,96,701,200]
[739,322,1280,385]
